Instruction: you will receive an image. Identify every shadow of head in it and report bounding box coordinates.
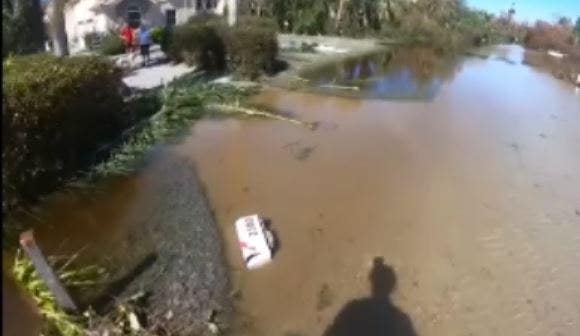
[370,256,396,298]
[322,257,417,336]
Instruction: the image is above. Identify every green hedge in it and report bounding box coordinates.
[167,16,278,79]
[100,33,125,55]
[225,22,279,79]
[2,54,126,215]
[167,16,227,71]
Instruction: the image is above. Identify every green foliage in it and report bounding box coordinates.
[91,77,259,178]
[12,249,107,336]
[259,0,528,52]
[99,33,125,55]
[2,0,45,57]
[167,16,227,71]
[151,26,164,44]
[84,31,125,55]
[168,16,277,79]
[2,54,126,216]
[225,17,279,79]
[269,0,332,34]
[151,26,173,53]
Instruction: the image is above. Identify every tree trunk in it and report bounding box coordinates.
[335,0,349,31]
[227,0,237,26]
[48,0,68,57]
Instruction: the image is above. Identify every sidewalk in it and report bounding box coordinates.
[114,45,196,90]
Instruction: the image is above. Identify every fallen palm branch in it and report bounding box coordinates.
[319,84,360,91]
[207,103,318,130]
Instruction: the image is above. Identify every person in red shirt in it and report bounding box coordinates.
[120,24,136,56]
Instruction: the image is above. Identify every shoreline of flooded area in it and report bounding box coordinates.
[6,45,580,336]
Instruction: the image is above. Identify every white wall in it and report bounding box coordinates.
[65,0,231,53]
[65,0,111,53]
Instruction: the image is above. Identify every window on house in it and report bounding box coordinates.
[127,5,141,28]
[205,0,214,9]
[166,9,176,26]
[196,0,202,10]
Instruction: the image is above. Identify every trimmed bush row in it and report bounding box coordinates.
[2,54,126,215]
[167,16,279,79]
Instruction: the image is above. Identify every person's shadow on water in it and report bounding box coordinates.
[323,257,418,336]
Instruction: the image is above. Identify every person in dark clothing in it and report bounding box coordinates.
[323,257,418,336]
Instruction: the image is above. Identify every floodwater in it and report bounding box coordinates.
[6,45,580,336]
[182,45,580,335]
[300,48,458,100]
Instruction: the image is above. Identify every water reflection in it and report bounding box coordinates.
[323,257,417,336]
[302,48,460,101]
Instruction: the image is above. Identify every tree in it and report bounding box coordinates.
[558,16,571,27]
[2,0,45,57]
[574,17,580,43]
[46,0,69,56]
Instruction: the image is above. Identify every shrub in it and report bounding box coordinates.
[224,18,279,79]
[167,16,279,79]
[398,12,462,54]
[238,15,279,32]
[99,32,125,55]
[525,21,576,53]
[167,18,226,71]
[2,54,126,215]
[160,26,173,53]
[151,26,164,44]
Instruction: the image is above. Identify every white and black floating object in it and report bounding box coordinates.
[235,214,275,270]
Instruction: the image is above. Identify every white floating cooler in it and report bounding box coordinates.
[235,214,274,270]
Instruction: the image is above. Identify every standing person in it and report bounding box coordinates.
[120,24,135,56]
[138,24,152,67]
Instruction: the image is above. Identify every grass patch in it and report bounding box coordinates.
[12,250,107,336]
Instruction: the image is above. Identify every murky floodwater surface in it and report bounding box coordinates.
[9,46,580,336]
[300,48,458,100]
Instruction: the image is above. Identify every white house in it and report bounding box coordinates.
[64,0,237,53]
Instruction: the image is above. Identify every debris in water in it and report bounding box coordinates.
[316,283,334,311]
[284,141,317,161]
[208,322,219,334]
[495,56,517,65]
[206,309,216,322]
[230,289,242,300]
[207,103,318,130]
[235,215,275,270]
[128,312,141,331]
[509,142,520,152]
[295,147,315,161]
[319,84,360,91]
[315,44,348,54]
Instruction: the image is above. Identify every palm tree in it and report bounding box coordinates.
[46,0,68,56]
[2,0,45,56]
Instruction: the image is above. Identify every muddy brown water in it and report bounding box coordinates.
[5,45,580,336]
